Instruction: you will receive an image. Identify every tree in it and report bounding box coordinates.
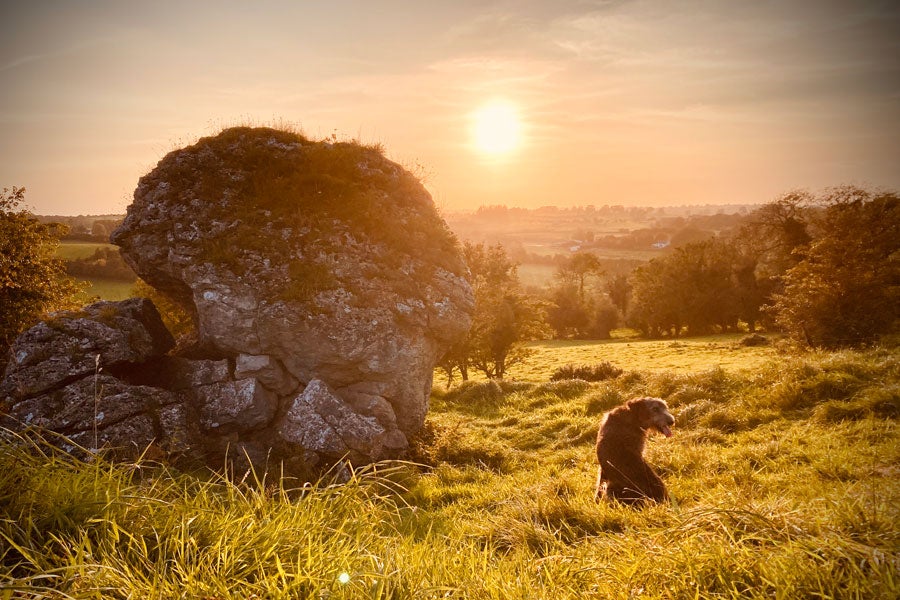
[770,188,899,348]
[546,251,621,340]
[738,191,813,277]
[605,272,632,316]
[1,187,85,351]
[556,252,604,304]
[546,283,590,339]
[627,238,748,337]
[439,242,548,381]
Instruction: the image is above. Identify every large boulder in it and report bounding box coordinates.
[5,126,472,474]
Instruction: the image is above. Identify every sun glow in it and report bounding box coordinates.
[471,100,522,156]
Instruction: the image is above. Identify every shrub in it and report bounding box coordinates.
[739,333,770,347]
[549,361,623,382]
[1,187,85,349]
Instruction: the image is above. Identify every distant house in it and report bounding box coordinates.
[652,240,670,249]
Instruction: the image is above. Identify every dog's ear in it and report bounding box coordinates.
[626,397,645,408]
[626,397,650,417]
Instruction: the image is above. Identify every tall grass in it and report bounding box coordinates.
[2,345,898,598]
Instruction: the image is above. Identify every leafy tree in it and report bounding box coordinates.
[546,283,589,339]
[586,294,620,339]
[546,252,621,340]
[627,238,748,337]
[627,257,683,338]
[556,252,604,304]
[738,191,813,278]
[770,188,899,348]
[439,243,548,381]
[605,272,632,316]
[0,187,85,351]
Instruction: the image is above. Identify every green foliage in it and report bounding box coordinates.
[546,253,621,340]
[2,344,898,597]
[440,242,549,381]
[0,187,86,350]
[770,188,900,348]
[65,245,136,281]
[627,237,752,337]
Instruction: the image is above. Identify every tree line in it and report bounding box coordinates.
[440,187,899,382]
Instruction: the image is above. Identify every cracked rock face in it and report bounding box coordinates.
[2,127,473,476]
[1,299,185,460]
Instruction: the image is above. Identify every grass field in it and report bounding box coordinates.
[517,263,557,288]
[2,342,897,598]
[56,241,116,260]
[509,334,780,380]
[55,242,135,302]
[75,277,135,302]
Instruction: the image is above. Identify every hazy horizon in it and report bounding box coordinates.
[2,1,899,216]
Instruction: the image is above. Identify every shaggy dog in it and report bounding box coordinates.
[594,397,675,505]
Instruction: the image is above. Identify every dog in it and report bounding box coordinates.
[594,397,675,505]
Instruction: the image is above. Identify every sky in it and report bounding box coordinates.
[1,0,899,215]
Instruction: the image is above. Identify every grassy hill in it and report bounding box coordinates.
[1,339,897,598]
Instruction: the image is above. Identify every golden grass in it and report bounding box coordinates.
[2,346,898,598]
[507,333,780,381]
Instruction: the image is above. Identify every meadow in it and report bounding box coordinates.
[56,242,135,302]
[1,339,898,598]
[74,278,134,302]
[509,333,779,379]
[56,242,116,261]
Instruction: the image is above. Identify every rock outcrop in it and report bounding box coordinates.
[1,127,473,476]
[0,299,186,459]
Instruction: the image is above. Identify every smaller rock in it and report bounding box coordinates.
[279,397,346,454]
[277,379,388,460]
[68,415,157,460]
[192,378,277,433]
[157,403,198,457]
[165,358,231,389]
[1,298,175,402]
[3,375,177,435]
[235,354,298,395]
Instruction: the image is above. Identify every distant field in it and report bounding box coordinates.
[57,241,116,260]
[507,333,779,380]
[517,263,556,287]
[523,244,663,262]
[76,277,134,302]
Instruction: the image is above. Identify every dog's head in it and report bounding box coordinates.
[627,397,675,438]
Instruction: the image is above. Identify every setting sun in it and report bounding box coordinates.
[471,101,522,156]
